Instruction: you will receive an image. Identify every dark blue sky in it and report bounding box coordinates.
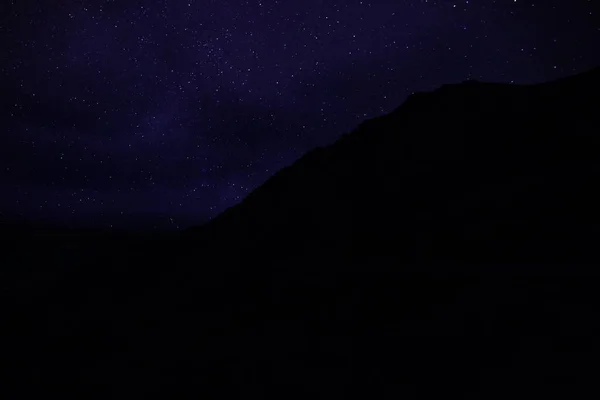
[1,0,599,231]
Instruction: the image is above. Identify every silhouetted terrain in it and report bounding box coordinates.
[184,66,600,264]
[3,67,600,398]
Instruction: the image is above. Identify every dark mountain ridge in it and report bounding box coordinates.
[182,66,600,265]
[4,67,600,399]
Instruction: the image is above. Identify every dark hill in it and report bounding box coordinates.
[4,67,600,399]
[183,66,600,265]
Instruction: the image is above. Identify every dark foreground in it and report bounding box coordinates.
[3,67,600,398]
[2,236,599,399]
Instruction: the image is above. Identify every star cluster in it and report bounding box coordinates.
[1,0,598,230]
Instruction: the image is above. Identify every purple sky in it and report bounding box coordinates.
[1,0,599,231]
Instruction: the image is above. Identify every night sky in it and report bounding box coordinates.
[1,1,598,231]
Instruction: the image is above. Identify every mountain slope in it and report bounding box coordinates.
[183,66,600,264]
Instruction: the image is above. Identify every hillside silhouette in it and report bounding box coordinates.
[3,67,600,399]
[183,66,600,265]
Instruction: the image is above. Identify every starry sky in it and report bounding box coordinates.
[1,0,599,231]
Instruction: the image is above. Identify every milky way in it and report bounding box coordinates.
[1,0,598,231]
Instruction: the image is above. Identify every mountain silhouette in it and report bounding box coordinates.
[4,67,600,399]
[183,66,600,265]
